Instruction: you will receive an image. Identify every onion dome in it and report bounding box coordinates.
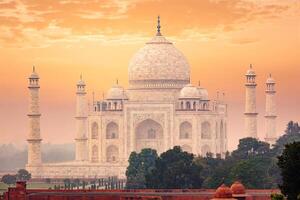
[266,74,275,84]
[230,181,246,195]
[128,16,190,89]
[179,84,202,99]
[246,64,256,75]
[213,184,234,199]
[29,66,39,79]
[106,84,128,100]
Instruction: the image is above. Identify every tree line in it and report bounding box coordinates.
[126,121,300,200]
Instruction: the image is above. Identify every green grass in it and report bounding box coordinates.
[27,182,56,189]
[0,182,9,194]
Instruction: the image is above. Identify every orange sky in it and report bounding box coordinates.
[0,0,299,150]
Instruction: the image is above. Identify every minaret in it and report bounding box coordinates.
[75,75,88,161]
[265,74,277,145]
[244,64,258,138]
[27,66,42,166]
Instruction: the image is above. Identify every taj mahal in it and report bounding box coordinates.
[26,17,277,179]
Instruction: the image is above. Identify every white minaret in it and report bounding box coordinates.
[265,74,277,145]
[244,64,258,138]
[27,66,42,166]
[75,75,88,161]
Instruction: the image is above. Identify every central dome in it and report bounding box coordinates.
[128,34,190,89]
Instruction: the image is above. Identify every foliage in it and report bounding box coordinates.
[277,142,300,200]
[145,146,203,189]
[271,193,285,200]
[231,137,272,159]
[16,169,31,181]
[273,121,300,155]
[195,137,278,189]
[1,174,16,185]
[126,148,158,189]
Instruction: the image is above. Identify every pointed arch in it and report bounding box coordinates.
[91,122,98,139]
[201,121,211,139]
[135,119,163,153]
[91,145,98,163]
[179,121,192,139]
[106,122,118,139]
[106,145,119,163]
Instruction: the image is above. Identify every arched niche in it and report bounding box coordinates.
[106,145,118,163]
[91,122,98,139]
[106,122,118,139]
[135,119,163,153]
[91,145,98,163]
[201,121,211,139]
[179,121,192,139]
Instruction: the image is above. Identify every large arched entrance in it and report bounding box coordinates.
[135,119,163,153]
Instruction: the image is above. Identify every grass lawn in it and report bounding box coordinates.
[27,182,56,189]
[0,182,9,194]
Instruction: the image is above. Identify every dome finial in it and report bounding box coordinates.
[116,78,119,85]
[156,15,161,36]
[80,73,82,80]
[32,65,35,73]
[250,64,252,69]
[198,80,200,86]
[269,73,272,77]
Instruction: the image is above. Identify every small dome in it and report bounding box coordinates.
[77,79,85,86]
[214,184,233,198]
[29,66,39,79]
[266,74,275,84]
[198,87,209,100]
[29,72,39,79]
[246,64,256,76]
[179,84,202,99]
[106,85,128,100]
[230,181,246,195]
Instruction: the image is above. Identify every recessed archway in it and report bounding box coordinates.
[135,119,163,153]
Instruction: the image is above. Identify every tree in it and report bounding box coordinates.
[232,137,271,159]
[16,169,31,181]
[1,174,16,185]
[277,142,300,200]
[273,121,300,155]
[271,193,285,200]
[126,148,158,189]
[146,146,203,189]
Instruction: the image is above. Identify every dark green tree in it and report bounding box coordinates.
[146,146,202,189]
[277,142,300,200]
[273,121,300,155]
[232,137,271,159]
[228,156,276,188]
[16,169,31,181]
[126,148,158,189]
[1,174,16,185]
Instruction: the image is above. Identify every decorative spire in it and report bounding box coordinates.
[250,64,252,69]
[80,73,82,80]
[156,15,161,36]
[269,73,272,78]
[198,80,201,87]
[32,65,35,73]
[116,79,119,85]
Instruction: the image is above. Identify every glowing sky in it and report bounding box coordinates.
[0,0,299,150]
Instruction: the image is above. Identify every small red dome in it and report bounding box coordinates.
[214,184,233,198]
[230,181,246,194]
